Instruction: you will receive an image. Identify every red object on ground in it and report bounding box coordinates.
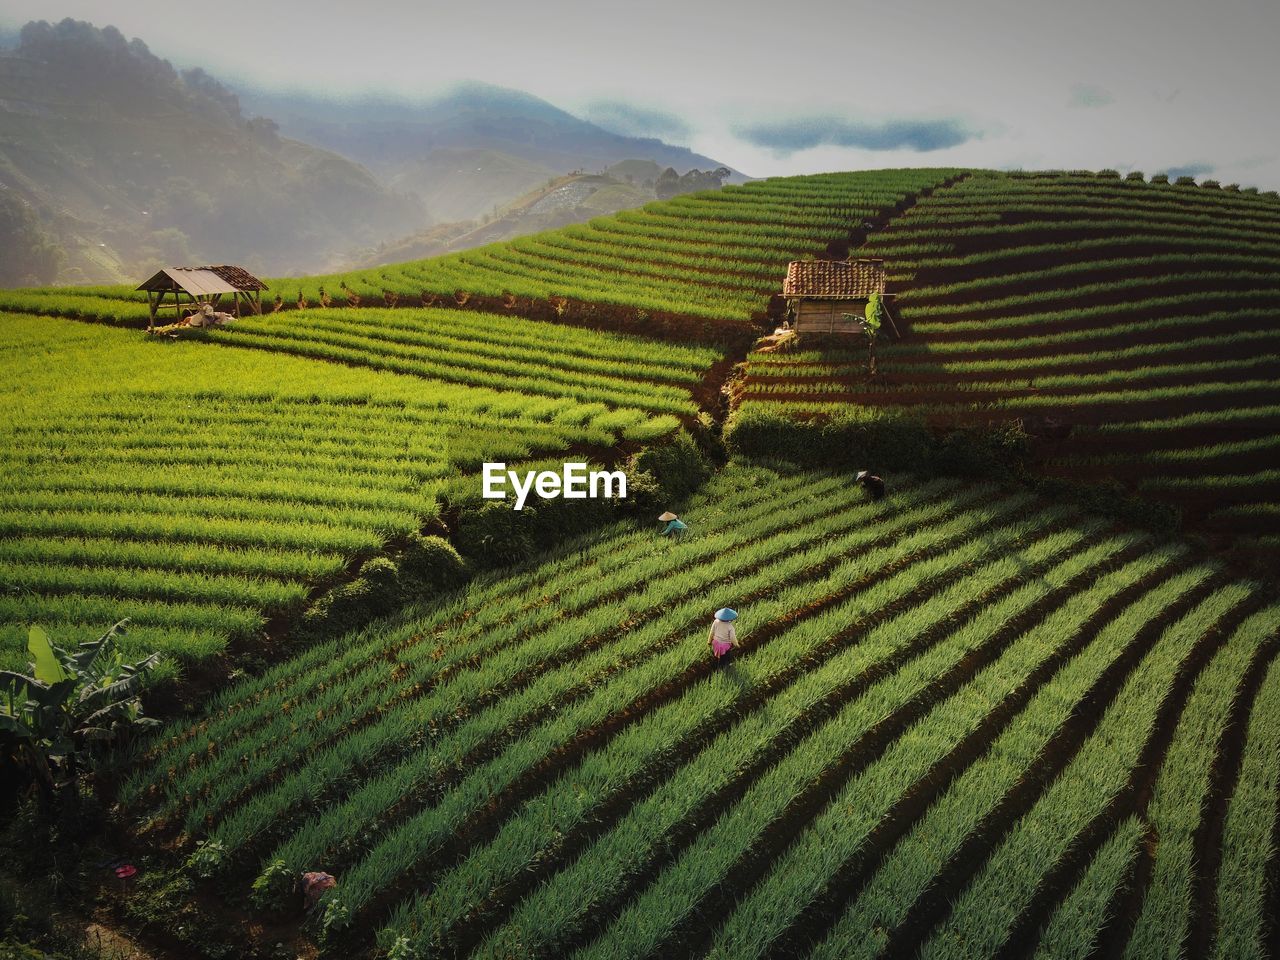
[114,864,137,879]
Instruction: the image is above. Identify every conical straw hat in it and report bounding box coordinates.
[658,511,678,522]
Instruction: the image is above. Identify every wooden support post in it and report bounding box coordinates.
[882,298,902,340]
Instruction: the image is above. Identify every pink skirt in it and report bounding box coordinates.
[711,638,734,657]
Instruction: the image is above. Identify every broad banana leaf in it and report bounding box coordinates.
[0,714,33,740]
[77,655,161,713]
[65,620,129,676]
[28,627,66,684]
[0,670,38,699]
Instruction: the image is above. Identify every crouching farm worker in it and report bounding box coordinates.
[709,608,738,667]
[658,511,689,538]
[856,470,886,501]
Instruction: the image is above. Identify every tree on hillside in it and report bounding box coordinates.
[0,194,63,286]
[655,166,732,200]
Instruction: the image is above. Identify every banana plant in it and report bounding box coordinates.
[0,620,160,811]
[842,293,887,375]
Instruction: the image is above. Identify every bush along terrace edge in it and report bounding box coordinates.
[723,403,1182,536]
[294,430,717,646]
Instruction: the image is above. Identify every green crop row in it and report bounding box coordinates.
[576,528,1128,960]
[917,580,1252,958]
[0,312,688,668]
[730,545,1192,960]
[379,498,1059,954]
[1210,654,1280,960]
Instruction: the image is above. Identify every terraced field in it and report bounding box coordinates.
[0,169,955,333]
[737,171,1280,550]
[6,165,1280,958]
[0,313,706,670]
[125,463,1280,959]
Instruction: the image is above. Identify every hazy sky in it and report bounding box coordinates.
[4,0,1279,187]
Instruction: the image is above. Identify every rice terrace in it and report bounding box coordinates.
[3,10,1280,951]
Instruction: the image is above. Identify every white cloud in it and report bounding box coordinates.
[3,0,1278,188]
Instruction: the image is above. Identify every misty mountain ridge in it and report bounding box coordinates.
[0,19,425,283]
[242,82,744,223]
[0,19,742,285]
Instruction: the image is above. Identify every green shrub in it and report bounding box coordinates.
[1097,169,1120,179]
[185,838,228,879]
[250,858,295,910]
[932,421,1031,482]
[724,404,933,473]
[1200,179,1221,189]
[1174,175,1198,186]
[454,500,538,568]
[527,490,620,549]
[1150,173,1170,184]
[1125,171,1146,181]
[631,431,711,502]
[620,469,666,518]
[725,406,1033,485]
[398,535,467,594]
[1036,478,1181,534]
[301,556,403,637]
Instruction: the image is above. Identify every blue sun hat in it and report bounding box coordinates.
[714,608,738,621]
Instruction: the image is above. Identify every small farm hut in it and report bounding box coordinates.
[137,265,268,330]
[783,259,892,335]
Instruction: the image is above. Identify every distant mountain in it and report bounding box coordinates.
[350,169,660,268]
[242,83,745,224]
[0,19,426,283]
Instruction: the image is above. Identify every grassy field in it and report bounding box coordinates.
[123,463,1280,959]
[0,168,955,330]
[0,312,706,671]
[735,171,1280,553]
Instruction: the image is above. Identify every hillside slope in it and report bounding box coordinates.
[125,462,1280,959]
[0,312,712,671]
[0,19,425,282]
[735,170,1280,557]
[2,169,953,338]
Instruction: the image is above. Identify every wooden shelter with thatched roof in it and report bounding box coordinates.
[783,258,887,334]
[137,265,267,330]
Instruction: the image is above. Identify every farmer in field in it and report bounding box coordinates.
[659,511,689,538]
[708,608,738,667]
[856,470,886,501]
